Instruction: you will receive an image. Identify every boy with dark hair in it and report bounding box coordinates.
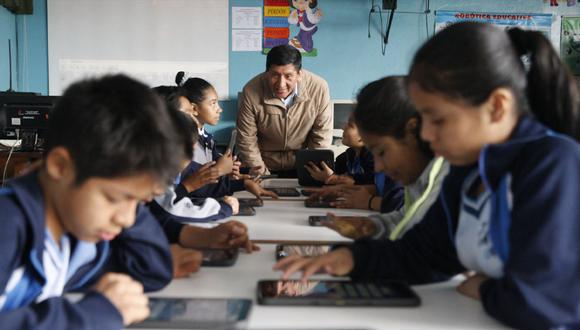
[0,74,190,329]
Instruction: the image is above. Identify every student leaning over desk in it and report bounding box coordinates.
[320,76,449,241]
[0,75,191,329]
[275,22,580,329]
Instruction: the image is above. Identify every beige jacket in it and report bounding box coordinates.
[236,70,332,172]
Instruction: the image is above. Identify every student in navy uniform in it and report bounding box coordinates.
[323,76,449,241]
[148,86,259,279]
[304,114,404,212]
[275,22,580,329]
[176,73,279,200]
[149,85,240,223]
[0,75,188,329]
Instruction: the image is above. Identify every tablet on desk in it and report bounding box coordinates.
[238,198,264,207]
[305,199,334,208]
[257,280,421,307]
[275,244,331,260]
[129,297,252,329]
[201,248,239,267]
[296,149,335,187]
[236,205,256,216]
[265,187,300,197]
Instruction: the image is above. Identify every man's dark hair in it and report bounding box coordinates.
[46,74,192,185]
[266,45,302,72]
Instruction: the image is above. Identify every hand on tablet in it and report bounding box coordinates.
[304,161,334,182]
[208,221,260,253]
[215,150,234,176]
[325,174,355,186]
[273,247,354,281]
[170,244,203,278]
[93,272,149,326]
[230,156,242,179]
[332,185,373,209]
[244,179,279,199]
[322,213,377,239]
[181,161,219,192]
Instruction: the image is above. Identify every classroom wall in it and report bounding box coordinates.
[1,0,578,142]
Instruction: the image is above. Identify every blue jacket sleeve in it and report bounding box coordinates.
[347,167,468,284]
[379,175,404,213]
[479,139,580,329]
[105,204,173,292]
[0,292,124,330]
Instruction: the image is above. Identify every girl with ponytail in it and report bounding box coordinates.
[274,22,580,329]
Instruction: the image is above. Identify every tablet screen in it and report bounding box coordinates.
[131,298,252,329]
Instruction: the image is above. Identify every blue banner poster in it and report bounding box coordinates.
[435,11,553,40]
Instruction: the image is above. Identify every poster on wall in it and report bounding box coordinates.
[263,0,322,57]
[435,11,553,40]
[561,16,580,75]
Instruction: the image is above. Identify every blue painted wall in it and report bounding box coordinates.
[1,0,578,141]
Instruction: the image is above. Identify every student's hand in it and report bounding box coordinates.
[93,273,149,326]
[457,273,489,300]
[244,180,279,199]
[230,156,242,179]
[306,186,341,202]
[304,161,334,182]
[332,186,372,209]
[322,213,377,239]
[273,247,354,281]
[181,161,219,192]
[170,244,202,278]
[248,165,266,176]
[215,150,234,176]
[325,174,355,186]
[223,195,239,215]
[207,221,260,253]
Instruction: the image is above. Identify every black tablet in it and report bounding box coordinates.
[236,205,256,216]
[265,187,300,197]
[238,198,264,207]
[257,280,421,307]
[304,199,334,208]
[201,248,239,267]
[275,244,331,260]
[295,149,335,187]
[308,215,328,226]
[129,297,252,329]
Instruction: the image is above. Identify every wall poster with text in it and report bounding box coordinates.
[561,16,580,75]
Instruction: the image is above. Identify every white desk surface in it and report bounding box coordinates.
[155,179,504,329]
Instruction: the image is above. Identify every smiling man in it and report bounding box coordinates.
[236,45,332,177]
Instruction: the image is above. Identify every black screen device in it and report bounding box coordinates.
[295,149,335,187]
[308,215,328,226]
[275,244,331,260]
[257,280,421,307]
[266,187,300,197]
[304,199,333,208]
[301,189,313,197]
[129,297,252,329]
[238,198,263,207]
[227,129,237,153]
[201,248,239,267]
[237,205,256,216]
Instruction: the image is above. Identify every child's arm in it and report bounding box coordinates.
[346,168,469,284]
[106,204,173,292]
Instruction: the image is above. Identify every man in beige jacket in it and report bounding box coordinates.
[236,45,333,177]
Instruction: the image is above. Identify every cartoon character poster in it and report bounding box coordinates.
[288,0,322,56]
[561,16,580,75]
[263,0,322,56]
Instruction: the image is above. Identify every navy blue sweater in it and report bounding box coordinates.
[348,117,580,329]
[0,173,173,330]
